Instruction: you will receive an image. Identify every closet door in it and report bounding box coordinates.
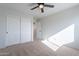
[6,15,20,46]
[0,15,6,48]
[21,16,33,43]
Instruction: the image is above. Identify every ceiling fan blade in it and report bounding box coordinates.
[31,6,39,10]
[44,4,54,8]
[41,8,44,13]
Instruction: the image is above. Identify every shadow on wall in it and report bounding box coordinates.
[41,24,74,51]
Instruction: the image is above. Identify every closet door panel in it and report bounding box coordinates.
[21,16,33,43]
[6,15,20,46]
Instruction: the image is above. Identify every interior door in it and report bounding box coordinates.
[21,16,33,43]
[6,15,20,46]
[0,14,6,48]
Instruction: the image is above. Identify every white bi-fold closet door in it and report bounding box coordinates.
[21,16,33,43]
[6,15,20,46]
[4,15,33,47]
[0,13,33,48]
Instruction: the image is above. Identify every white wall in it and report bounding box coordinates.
[0,14,6,48]
[39,5,79,49]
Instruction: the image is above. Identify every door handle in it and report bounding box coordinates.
[6,32,8,34]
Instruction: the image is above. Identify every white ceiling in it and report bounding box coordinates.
[0,3,79,19]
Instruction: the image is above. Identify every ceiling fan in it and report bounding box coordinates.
[30,3,54,13]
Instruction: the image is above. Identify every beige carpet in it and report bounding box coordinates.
[0,40,79,56]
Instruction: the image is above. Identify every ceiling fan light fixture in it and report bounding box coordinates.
[31,3,54,13]
[39,4,44,8]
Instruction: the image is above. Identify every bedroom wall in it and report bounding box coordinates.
[0,10,6,48]
[39,5,79,49]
